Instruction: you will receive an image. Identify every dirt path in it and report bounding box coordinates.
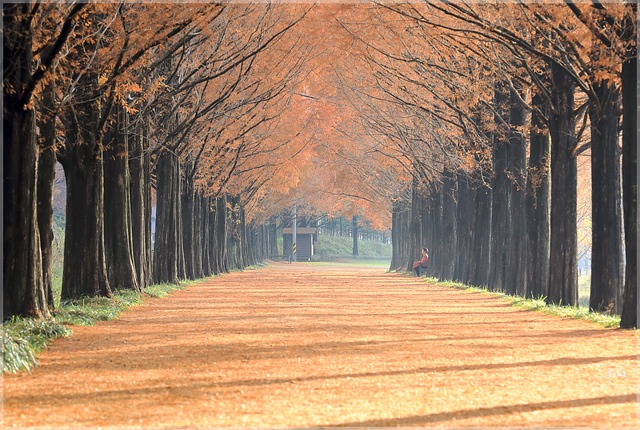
[3,262,638,428]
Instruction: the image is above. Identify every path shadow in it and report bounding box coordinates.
[319,393,637,427]
[14,354,636,405]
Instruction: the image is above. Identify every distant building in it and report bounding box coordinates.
[283,227,317,261]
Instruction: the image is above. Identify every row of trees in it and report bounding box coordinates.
[4,3,310,319]
[4,2,636,330]
[350,2,636,327]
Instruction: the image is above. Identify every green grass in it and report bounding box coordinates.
[2,281,189,374]
[426,277,621,328]
[312,235,392,261]
[2,317,72,373]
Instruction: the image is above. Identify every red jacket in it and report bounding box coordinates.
[413,254,429,268]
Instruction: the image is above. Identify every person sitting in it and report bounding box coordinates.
[412,247,429,276]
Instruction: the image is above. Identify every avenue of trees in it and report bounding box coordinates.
[334,2,636,327]
[4,3,312,319]
[4,2,637,329]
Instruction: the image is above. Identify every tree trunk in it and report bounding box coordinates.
[144,146,153,286]
[61,138,112,299]
[427,188,443,277]
[3,4,49,318]
[391,199,411,271]
[227,196,243,269]
[352,215,359,257]
[176,168,186,280]
[547,62,578,307]
[407,180,424,271]
[192,193,204,278]
[508,85,528,296]
[36,82,57,309]
[202,196,211,276]
[238,201,248,268]
[440,172,457,281]
[620,51,637,328]
[454,173,472,283]
[467,181,492,287]
[181,172,195,279]
[103,105,140,291]
[589,80,624,314]
[129,121,149,289]
[215,195,229,273]
[269,222,278,257]
[143,147,155,285]
[241,218,248,267]
[208,202,218,274]
[153,150,181,285]
[489,84,511,293]
[526,91,550,299]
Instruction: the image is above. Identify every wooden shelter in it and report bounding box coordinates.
[283,227,317,261]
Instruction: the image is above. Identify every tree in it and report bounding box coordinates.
[4,2,84,318]
[547,62,579,307]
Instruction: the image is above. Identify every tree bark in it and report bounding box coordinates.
[352,215,359,257]
[547,62,578,307]
[238,201,248,268]
[153,150,181,284]
[526,91,551,299]
[589,80,624,314]
[467,180,492,287]
[208,202,219,274]
[193,193,204,278]
[3,3,49,317]
[103,105,140,291]
[440,172,457,281]
[407,180,424,271]
[36,82,57,309]
[201,196,211,276]
[454,173,472,283]
[181,171,196,279]
[59,65,114,301]
[129,121,149,289]
[489,84,511,293]
[427,188,443,278]
[61,135,112,300]
[269,221,278,257]
[620,50,637,328]
[391,199,411,271]
[508,85,528,296]
[144,146,153,286]
[215,195,229,273]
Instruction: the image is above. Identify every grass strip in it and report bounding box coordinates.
[2,317,71,373]
[425,277,621,328]
[2,281,194,374]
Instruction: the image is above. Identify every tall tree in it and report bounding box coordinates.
[36,81,58,309]
[619,10,637,328]
[352,215,359,257]
[103,104,140,292]
[547,62,578,307]
[507,83,528,296]
[525,89,550,299]
[488,83,511,293]
[4,3,84,317]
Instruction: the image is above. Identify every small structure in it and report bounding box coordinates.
[283,227,317,261]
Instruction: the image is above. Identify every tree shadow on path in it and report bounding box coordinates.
[321,394,637,427]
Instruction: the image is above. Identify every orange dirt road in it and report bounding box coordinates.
[3,262,638,428]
